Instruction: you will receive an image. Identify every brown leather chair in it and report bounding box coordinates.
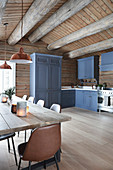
[18,124,61,170]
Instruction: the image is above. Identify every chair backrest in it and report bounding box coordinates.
[50,104,61,113]
[22,124,61,162]
[22,95,27,100]
[28,97,34,103]
[37,100,44,107]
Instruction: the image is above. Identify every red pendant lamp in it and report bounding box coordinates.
[0,23,11,69]
[9,0,32,64]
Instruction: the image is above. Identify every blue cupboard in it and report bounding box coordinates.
[77,56,99,81]
[30,53,62,108]
[100,51,113,71]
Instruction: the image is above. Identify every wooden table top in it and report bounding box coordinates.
[0,96,71,135]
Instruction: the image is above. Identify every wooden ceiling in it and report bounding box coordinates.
[0,0,113,59]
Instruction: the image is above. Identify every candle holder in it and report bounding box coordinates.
[11,104,17,114]
[26,106,29,113]
[17,102,27,117]
[2,96,7,103]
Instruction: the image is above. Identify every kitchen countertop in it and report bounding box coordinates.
[61,86,97,91]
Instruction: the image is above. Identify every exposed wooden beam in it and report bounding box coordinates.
[0,0,8,24]
[28,0,93,43]
[8,0,61,45]
[47,13,113,50]
[65,38,113,59]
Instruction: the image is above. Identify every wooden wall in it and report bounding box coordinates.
[16,64,30,97]
[62,58,77,86]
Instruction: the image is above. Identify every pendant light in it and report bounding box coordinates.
[9,0,32,64]
[0,23,11,69]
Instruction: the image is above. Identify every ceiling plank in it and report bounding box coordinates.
[47,13,113,50]
[8,0,61,45]
[65,38,113,58]
[28,0,94,43]
[0,0,8,24]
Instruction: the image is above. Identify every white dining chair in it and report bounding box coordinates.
[50,104,61,113]
[28,96,34,103]
[22,95,27,100]
[37,100,44,107]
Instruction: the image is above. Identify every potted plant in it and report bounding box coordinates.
[97,84,103,90]
[71,83,74,88]
[3,87,15,104]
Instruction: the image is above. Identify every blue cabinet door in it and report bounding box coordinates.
[84,91,90,109]
[101,51,113,65]
[49,61,61,90]
[61,90,75,108]
[90,91,97,111]
[84,91,97,111]
[36,64,49,90]
[78,57,94,79]
[78,60,86,79]
[85,58,94,79]
[76,90,84,108]
[35,64,49,106]
[100,51,113,71]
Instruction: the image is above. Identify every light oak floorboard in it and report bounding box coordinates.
[0,107,113,170]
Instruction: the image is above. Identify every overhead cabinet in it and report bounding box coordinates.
[100,51,113,71]
[30,53,62,108]
[77,56,99,81]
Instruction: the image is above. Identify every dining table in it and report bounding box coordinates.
[0,96,71,169]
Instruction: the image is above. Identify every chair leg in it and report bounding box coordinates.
[18,132,20,137]
[18,158,21,170]
[7,139,10,153]
[25,130,26,142]
[54,154,59,170]
[44,160,46,169]
[28,161,31,170]
[11,137,18,166]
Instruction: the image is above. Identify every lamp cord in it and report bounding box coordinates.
[4,23,8,61]
[21,0,23,46]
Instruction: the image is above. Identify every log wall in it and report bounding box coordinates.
[62,58,77,86]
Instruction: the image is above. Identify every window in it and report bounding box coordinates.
[0,61,16,93]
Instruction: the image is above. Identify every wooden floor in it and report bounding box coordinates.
[0,107,113,170]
